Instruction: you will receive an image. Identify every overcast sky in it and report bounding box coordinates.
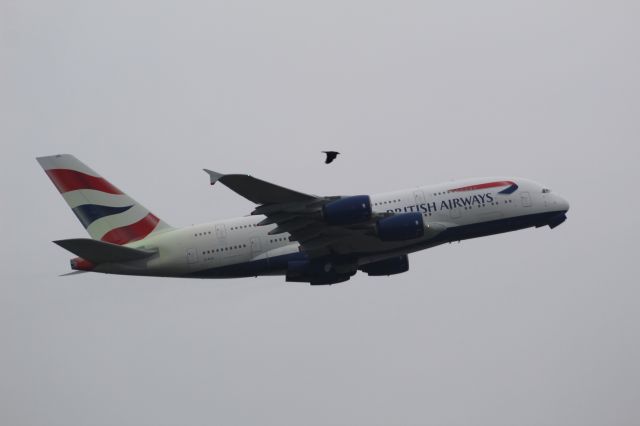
[2,1,639,425]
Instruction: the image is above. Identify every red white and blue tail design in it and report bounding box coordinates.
[37,154,172,244]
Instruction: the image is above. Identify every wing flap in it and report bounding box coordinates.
[268,218,318,235]
[257,213,298,226]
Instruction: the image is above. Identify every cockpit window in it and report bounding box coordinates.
[542,188,551,193]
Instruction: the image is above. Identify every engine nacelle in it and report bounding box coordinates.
[360,255,409,276]
[323,195,372,226]
[376,212,424,241]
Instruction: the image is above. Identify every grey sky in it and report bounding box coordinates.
[2,0,639,425]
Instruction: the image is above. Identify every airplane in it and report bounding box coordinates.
[37,154,569,285]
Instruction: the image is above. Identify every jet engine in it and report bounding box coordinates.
[322,195,372,226]
[376,212,425,241]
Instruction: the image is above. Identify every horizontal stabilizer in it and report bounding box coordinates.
[54,238,156,264]
[59,270,89,277]
[203,170,316,205]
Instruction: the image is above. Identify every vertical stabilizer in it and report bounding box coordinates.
[37,154,172,244]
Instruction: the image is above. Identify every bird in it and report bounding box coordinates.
[322,151,340,164]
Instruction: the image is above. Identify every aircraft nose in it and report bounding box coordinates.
[546,194,569,229]
[556,194,570,213]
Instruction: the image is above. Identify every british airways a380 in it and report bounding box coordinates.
[38,154,569,284]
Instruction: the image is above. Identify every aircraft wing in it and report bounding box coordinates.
[204,170,394,258]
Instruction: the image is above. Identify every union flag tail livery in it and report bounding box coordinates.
[37,154,172,245]
[38,154,569,284]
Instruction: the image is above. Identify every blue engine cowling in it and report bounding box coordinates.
[360,255,409,276]
[376,212,424,241]
[323,195,372,226]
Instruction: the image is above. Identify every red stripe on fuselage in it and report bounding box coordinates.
[448,181,515,192]
[100,213,160,245]
[45,169,123,194]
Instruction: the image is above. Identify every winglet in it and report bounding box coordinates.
[203,169,224,185]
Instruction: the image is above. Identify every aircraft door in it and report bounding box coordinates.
[249,237,261,258]
[413,190,426,205]
[186,248,198,264]
[521,192,532,207]
[450,205,461,219]
[215,224,227,239]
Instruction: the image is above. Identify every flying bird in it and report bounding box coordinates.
[322,151,340,164]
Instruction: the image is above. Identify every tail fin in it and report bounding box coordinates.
[37,154,172,244]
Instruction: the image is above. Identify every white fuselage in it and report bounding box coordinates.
[95,177,569,278]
